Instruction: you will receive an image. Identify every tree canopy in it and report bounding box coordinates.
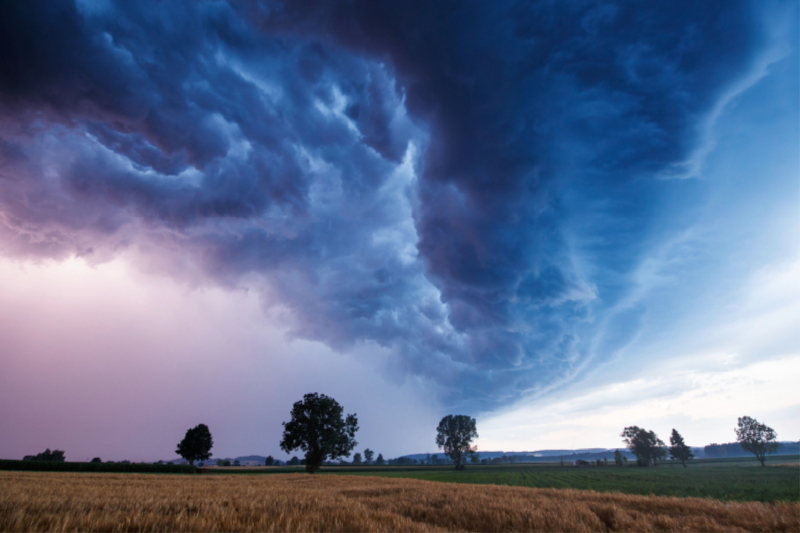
[621,426,666,467]
[175,424,213,466]
[735,416,778,466]
[279,392,358,473]
[24,449,66,462]
[435,415,478,470]
[668,429,694,467]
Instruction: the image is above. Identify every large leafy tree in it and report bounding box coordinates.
[280,393,358,473]
[668,429,694,467]
[176,424,213,466]
[621,426,666,467]
[435,415,478,470]
[735,416,778,466]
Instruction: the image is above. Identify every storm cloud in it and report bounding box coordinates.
[0,0,768,411]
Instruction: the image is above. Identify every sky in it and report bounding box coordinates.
[0,0,798,462]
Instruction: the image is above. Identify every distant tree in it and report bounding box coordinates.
[470,452,479,464]
[614,449,625,467]
[375,453,385,465]
[352,452,362,465]
[364,449,374,465]
[595,459,602,466]
[560,456,564,467]
[265,455,275,466]
[481,458,488,465]
[233,460,240,466]
[668,429,694,467]
[90,457,102,463]
[175,424,213,466]
[735,416,778,466]
[435,415,478,471]
[216,459,224,466]
[280,393,358,474]
[28,449,66,462]
[657,448,667,465]
[289,456,300,466]
[621,426,665,467]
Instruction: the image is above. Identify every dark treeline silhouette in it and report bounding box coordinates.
[615,417,790,468]
[13,399,795,473]
[23,449,65,462]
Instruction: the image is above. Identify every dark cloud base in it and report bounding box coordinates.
[0,0,766,412]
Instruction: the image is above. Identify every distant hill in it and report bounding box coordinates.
[401,449,634,464]
[161,441,798,465]
[166,455,268,466]
[401,441,799,463]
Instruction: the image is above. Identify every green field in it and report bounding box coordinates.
[212,455,800,502]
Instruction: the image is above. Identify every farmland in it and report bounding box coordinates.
[209,456,800,502]
[2,471,798,532]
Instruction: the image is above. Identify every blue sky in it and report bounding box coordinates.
[0,0,797,461]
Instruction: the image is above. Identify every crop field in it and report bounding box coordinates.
[2,471,799,532]
[211,456,800,502]
[335,463,800,502]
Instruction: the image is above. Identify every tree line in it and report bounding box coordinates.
[174,393,479,472]
[21,400,782,472]
[172,391,784,473]
[615,416,780,468]
[175,392,783,472]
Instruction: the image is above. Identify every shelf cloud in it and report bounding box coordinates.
[0,0,785,414]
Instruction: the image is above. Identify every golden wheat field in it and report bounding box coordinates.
[1,472,798,532]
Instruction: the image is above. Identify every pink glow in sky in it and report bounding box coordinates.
[1,0,798,463]
[0,255,440,461]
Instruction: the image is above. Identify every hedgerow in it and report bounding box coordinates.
[0,460,198,474]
